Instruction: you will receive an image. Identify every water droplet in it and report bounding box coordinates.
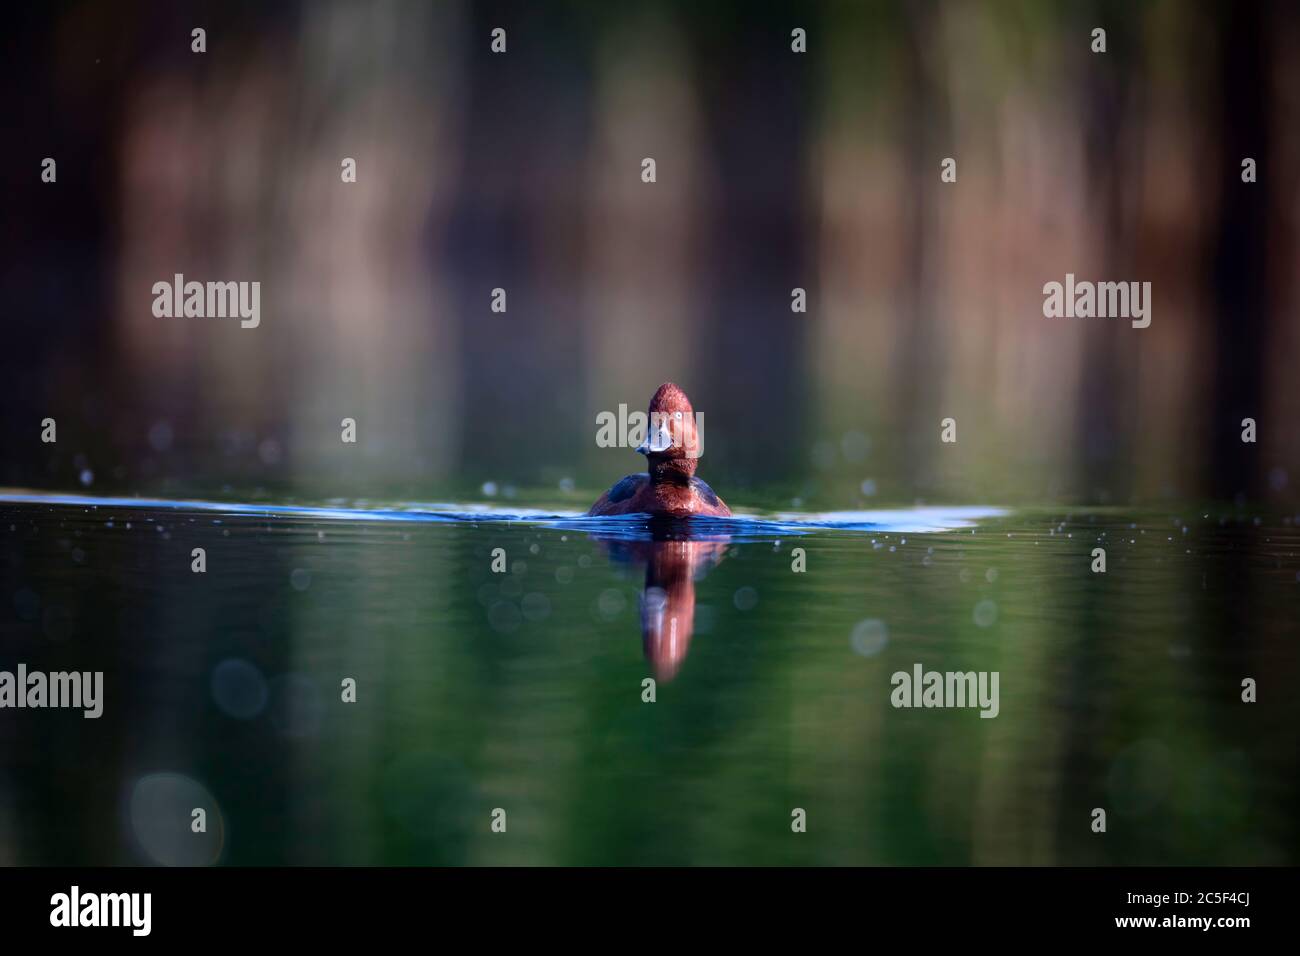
[973,599,998,628]
[850,619,888,657]
[521,592,551,622]
[733,586,758,611]
[211,659,269,719]
[129,773,223,866]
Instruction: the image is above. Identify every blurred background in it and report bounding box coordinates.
[1,0,1298,870]
[2,0,1298,509]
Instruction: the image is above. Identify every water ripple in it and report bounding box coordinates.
[0,490,1004,539]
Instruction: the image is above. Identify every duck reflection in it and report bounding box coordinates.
[591,519,730,682]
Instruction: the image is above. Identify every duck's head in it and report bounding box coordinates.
[636,382,702,482]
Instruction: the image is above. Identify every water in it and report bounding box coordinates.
[1,492,1296,865]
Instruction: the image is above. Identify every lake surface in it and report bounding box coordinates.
[1,491,1296,865]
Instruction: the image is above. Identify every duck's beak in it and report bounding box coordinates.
[636,414,677,456]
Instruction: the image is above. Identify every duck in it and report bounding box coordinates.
[588,382,732,518]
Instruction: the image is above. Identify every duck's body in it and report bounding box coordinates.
[587,473,730,518]
[588,382,732,518]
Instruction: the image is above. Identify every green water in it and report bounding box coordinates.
[1,495,1297,865]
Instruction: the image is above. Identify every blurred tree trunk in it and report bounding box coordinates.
[1208,0,1271,502]
[1074,6,1139,503]
[687,2,817,486]
[896,1,948,496]
[445,2,596,480]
